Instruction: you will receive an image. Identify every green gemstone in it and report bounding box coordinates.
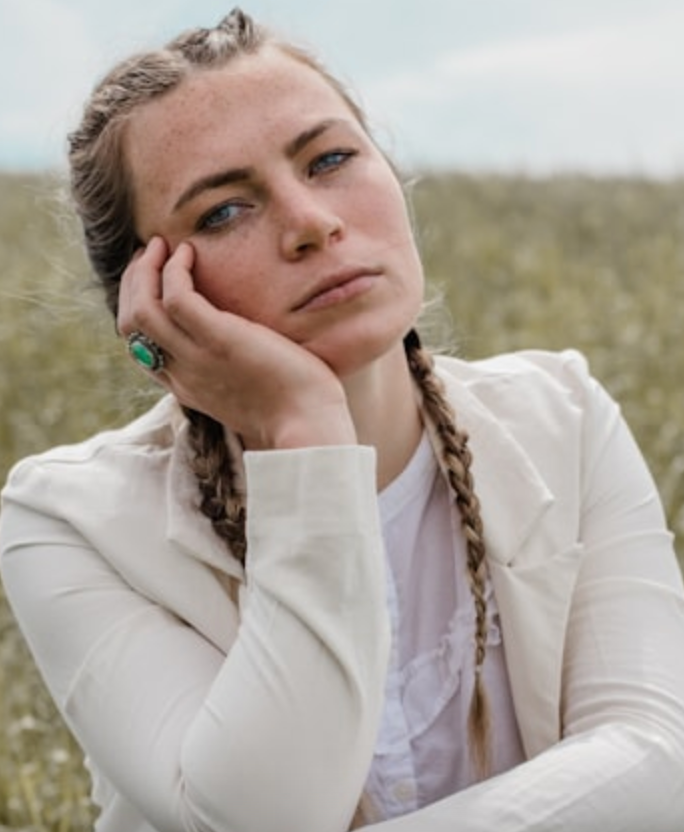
[130,341,155,368]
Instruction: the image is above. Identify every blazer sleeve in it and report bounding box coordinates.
[0,445,390,832]
[357,356,684,831]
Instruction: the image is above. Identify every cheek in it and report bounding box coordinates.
[191,249,254,316]
[191,246,280,325]
[362,178,415,249]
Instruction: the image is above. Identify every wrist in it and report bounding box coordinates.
[241,405,357,451]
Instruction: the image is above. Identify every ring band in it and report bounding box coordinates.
[127,331,165,372]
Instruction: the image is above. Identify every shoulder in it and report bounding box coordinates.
[433,349,623,484]
[1,394,181,511]
[435,348,613,423]
[436,347,594,393]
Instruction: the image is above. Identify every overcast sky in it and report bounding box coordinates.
[2,0,684,175]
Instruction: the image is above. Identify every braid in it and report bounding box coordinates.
[404,329,491,778]
[182,407,247,565]
[167,8,261,63]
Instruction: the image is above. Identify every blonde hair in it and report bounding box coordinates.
[67,6,491,805]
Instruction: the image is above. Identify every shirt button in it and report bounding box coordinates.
[393,781,416,803]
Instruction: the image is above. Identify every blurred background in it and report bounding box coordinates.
[1,1,683,829]
[3,0,684,174]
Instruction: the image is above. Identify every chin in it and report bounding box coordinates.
[305,318,412,379]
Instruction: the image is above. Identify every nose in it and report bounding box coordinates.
[276,183,344,260]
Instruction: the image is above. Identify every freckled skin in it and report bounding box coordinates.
[124,47,425,377]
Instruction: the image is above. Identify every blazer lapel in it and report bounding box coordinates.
[430,363,584,757]
[488,545,583,756]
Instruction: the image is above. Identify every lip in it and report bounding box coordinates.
[293,266,382,312]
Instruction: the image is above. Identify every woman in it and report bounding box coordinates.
[1,8,683,831]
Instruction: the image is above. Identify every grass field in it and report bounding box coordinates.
[0,169,682,829]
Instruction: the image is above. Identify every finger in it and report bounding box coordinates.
[160,240,203,316]
[126,236,168,300]
[118,236,168,334]
[162,240,196,290]
[119,239,197,366]
[160,242,235,345]
[143,235,169,271]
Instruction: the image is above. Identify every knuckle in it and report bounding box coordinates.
[117,318,132,338]
[162,291,184,318]
[131,307,157,332]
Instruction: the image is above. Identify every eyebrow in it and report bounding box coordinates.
[172,118,342,214]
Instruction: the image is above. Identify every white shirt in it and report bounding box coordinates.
[366,432,525,819]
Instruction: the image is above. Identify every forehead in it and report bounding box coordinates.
[124,48,358,213]
[132,46,353,133]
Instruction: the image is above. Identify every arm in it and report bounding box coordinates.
[0,445,390,832]
[358,359,684,831]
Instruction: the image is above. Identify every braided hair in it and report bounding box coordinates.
[404,328,491,778]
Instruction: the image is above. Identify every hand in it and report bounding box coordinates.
[117,238,357,450]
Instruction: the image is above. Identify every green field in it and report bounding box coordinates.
[0,170,682,829]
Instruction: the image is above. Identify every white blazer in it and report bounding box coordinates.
[1,349,684,832]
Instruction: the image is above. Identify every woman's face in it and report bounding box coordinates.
[124,47,424,376]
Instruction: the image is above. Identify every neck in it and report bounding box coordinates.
[341,342,423,491]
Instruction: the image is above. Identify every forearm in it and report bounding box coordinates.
[365,720,684,832]
[180,446,390,831]
[1,445,390,832]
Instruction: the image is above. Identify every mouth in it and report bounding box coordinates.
[293,266,382,312]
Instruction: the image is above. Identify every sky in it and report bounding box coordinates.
[2,0,684,176]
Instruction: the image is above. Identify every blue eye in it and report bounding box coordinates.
[309,150,356,177]
[199,201,248,232]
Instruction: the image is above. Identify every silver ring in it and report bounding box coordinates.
[127,331,165,372]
